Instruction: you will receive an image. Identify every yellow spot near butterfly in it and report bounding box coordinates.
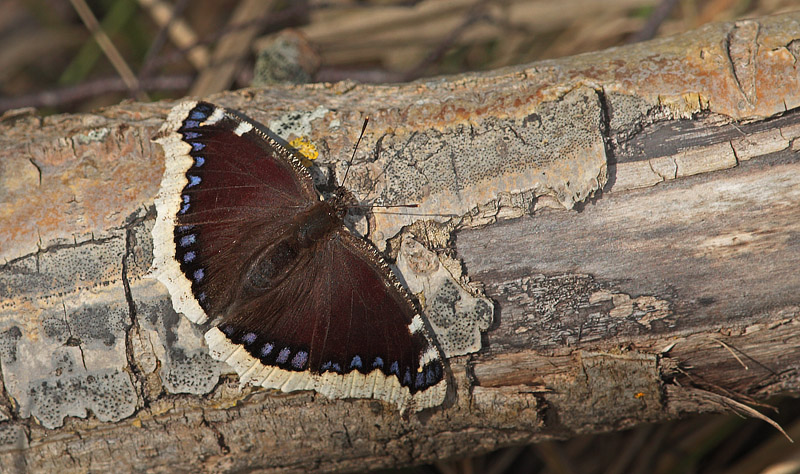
[289,136,319,167]
[634,392,646,399]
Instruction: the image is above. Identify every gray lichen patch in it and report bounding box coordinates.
[0,230,126,311]
[133,284,225,395]
[396,236,493,357]
[268,106,329,142]
[0,327,21,363]
[1,293,135,429]
[128,219,226,395]
[0,423,28,451]
[28,369,136,428]
[0,228,142,429]
[346,86,607,244]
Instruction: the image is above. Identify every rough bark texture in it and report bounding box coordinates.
[1,12,800,473]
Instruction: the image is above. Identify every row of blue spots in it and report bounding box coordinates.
[318,356,398,376]
[235,330,309,370]
[216,323,439,385]
[176,224,203,282]
[181,104,213,130]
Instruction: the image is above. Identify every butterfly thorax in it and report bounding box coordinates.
[244,185,359,292]
[245,201,339,291]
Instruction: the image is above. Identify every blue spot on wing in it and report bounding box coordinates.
[260,343,274,357]
[426,364,440,386]
[179,234,196,247]
[276,347,290,364]
[403,368,412,386]
[189,109,209,120]
[193,268,204,282]
[183,251,196,263]
[321,361,342,373]
[292,351,308,369]
[350,355,362,369]
[187,175,201,187]
[194,156,205,167]
[191,142,205,152]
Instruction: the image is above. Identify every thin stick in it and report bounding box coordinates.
[69,0,147,101]
[709,337,749,370]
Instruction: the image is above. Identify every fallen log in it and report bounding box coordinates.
[1,11,799,473]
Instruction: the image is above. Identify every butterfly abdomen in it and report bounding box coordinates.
[245,201,339,291]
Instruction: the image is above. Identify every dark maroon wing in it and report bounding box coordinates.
[158,101,317,322]
[218,226,445,397]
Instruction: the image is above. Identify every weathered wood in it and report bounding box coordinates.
[1,12,800,473]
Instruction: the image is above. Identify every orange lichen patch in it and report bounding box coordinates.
[288,136,319,167]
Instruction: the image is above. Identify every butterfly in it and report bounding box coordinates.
[150,101,446,412]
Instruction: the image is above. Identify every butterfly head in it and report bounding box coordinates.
[326,185,361,220]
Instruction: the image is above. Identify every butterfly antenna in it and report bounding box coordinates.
[341,117,369,188]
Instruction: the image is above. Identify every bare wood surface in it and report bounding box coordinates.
[1,12,800,473]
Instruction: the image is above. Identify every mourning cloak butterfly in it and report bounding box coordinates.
[151,101,446,412]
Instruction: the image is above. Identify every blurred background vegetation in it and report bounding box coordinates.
[2,1,799,473]
[2,0,799,114]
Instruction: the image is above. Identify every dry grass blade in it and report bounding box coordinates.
[138,0,210,69]
[69,0,147,100]
[686,387,793,443]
